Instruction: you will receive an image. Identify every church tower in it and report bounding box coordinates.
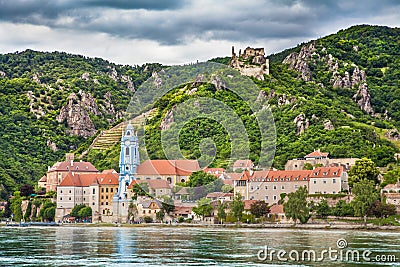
[113,123,139,222]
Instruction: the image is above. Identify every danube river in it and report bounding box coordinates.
[0,226,399,266]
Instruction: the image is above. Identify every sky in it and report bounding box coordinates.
[0,0,399,66]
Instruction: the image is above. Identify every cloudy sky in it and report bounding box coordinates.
[0,0,399,65]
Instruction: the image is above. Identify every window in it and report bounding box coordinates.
[273,195,277,200]
[265,186,268,190]
[69,197,71,200]
[83,198,86,201]
[60,190,63,194]
[273,185,277,190]
[106,202,109,205]
[106,195,109,199]
[333,172,337,175]
[323,172,328,176]
[281,185,285,190]
[92,202,95,206]
[250,186,254,190]
[126,166,129,171]
[333,179,336,184]
[60,197,62,200]
[69,190,72,194]
[126,147,130,156]
[101,188,104,193]
[313,180,317,184]
[333,191,336,194]
[106,188,109,193]
[103,210,105,215]
[323,180,327,184]
[93,188,95,194]
[256,186,260,190]
[294,185,298,189]
[265,196,268,200]
[101,202,104,205]
[101,196,104,199]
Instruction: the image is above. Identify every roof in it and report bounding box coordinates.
[127,180,138,189]
[58,173,119,187]
[173,205,193,215]
[204,168,225,177]
[48,161,98,173]
[39,175,47,182]
[243,200,258,210]
[137,160,201,176]
[233,159,253,168]
[251,170,312,182]
[310,167,343,178]
[176,187,189,195]
[141,199,162,209]
[232,171,252,181]
[305,150,329,158]
[147,179,172,189]
[383,183,400,190]
[270,204,284,214]
[102,169,117,174]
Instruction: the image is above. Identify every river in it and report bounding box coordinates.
[0,226,399,266]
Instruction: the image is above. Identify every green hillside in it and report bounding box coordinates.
[0,25,399,199]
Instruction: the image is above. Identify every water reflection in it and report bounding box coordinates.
[0,227,398,266]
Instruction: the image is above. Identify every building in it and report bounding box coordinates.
[308,167,347,194]
[38,175,47,189]
[382,183,400,214]
[135,159,201,185]
[55,170,119,222]
[136,199,163,222]
[206,192,233,202]
[204,167,225,177]
[233,166,348,204]
[112,123,140,223]
[232,160,254,172]
[268,204,291,223]
[144,179,173,198]
[248,170,310,204]
[285,149,358,171]
[44,153,98,192]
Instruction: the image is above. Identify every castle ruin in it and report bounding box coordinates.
[229,46,269,80]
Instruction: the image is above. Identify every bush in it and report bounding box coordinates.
[178,216,185,223]
[143,216,153,223]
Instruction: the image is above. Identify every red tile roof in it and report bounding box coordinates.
[243,200,258,210]
[231,171,252,181]
[310,167,343,178]
[58,173,119,187]
[147,179,172,189]
[251,170,312,182]
[305,150,329,158]
[137,160,200,176]
[48,161,98,173]
[270,204,284,214]
[173,205,193,215]
[102,169,117,174]
[176,187,189,195]
[39,175,47,182]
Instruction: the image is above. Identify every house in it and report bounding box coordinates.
[204,168,225,177]
[308,166,346,194]
[268,204,291,223]
[55,170,119,223]
[173,204,197,219]
[233,160,254,171]
[38,175,47,189]
[135,159,201,185]
[382,183,400,214]
[248,170,311,204]
[206,192,233,202]
[44,153,98,192]
[146,179,173,198]
[136,199,163,221]
[233,171,252,200]
[175,187,190,201]
[285,149,358,171]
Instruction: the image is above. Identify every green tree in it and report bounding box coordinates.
[70,204,86,217]
[10,191,23,222]
[77,206,92,221]
[315,199,331,217]
[24,201,32,221]
[187,171,216,187]
[250,200,270,218]
[332,200,354,217]
[221,184,233,193]
[348,158,380,188]
[230,193,244,222]
[132,182,150,199]
[216,200,227,223]
[43,207,56,222]
[368,200,396,220]
[351,179,379,226]
[192,197,213,220]
[161,195,175,214]
[283,186,310,225]
[156,210,165,222]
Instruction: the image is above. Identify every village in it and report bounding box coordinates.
[28,123,400,225]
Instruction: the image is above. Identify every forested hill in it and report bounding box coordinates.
[0,25,399,198]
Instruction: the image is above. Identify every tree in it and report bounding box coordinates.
[250,200,270,218]
[143,216,153,223]
[161,195,175,214]
[284,186,310,225]
[24,201,32,221]
[332,200,354,217]
[369,200,396,220]
[192,197,213,220]
[348,158,380,188]
[187,171,216,187]
[77,206,92,221]
[315,199,331,217]
[132,183,150,199]
[40,201,56,222]
[10,191,23,222]
[221,184,233,193]
[70,204,86,218]
[20,184,34,197]
[156,210,165,222]
[230,193,244,222]
[216,200,227,223]
[351,179,379,226]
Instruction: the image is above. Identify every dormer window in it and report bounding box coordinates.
[333,172,337,175]
[323,172,328,176]
[126,131,131,136]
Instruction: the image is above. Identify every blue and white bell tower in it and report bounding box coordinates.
[116,123,139,200]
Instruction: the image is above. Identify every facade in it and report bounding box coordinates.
[38,175,47,189]
[45,153,98,192]
[136,199,163,221]
[135,159,201,185]
[248,170,310,204]
[382,183,400,214]
[113,123,140,223]
[232,159,254,171]
[233,167,347,204]
[206,192,233,202]
[285,149,358,171]
[55,171,119,222]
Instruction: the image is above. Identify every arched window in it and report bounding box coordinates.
[167,177,172,184]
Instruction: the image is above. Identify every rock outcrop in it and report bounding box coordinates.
[352,83,374,114]
[229,46,269,80]
[121,75,135,92]
[47,139,58,152]
[26,91,46,118]
[160,106,176,130]
[323,119,334,130]
[152,71,162,88]
[385,129,400,141]
[278,94,296,107]
[56,92,97,137]
[0,71,6,77]
[282,42,316,81]
[294,113,309,135]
